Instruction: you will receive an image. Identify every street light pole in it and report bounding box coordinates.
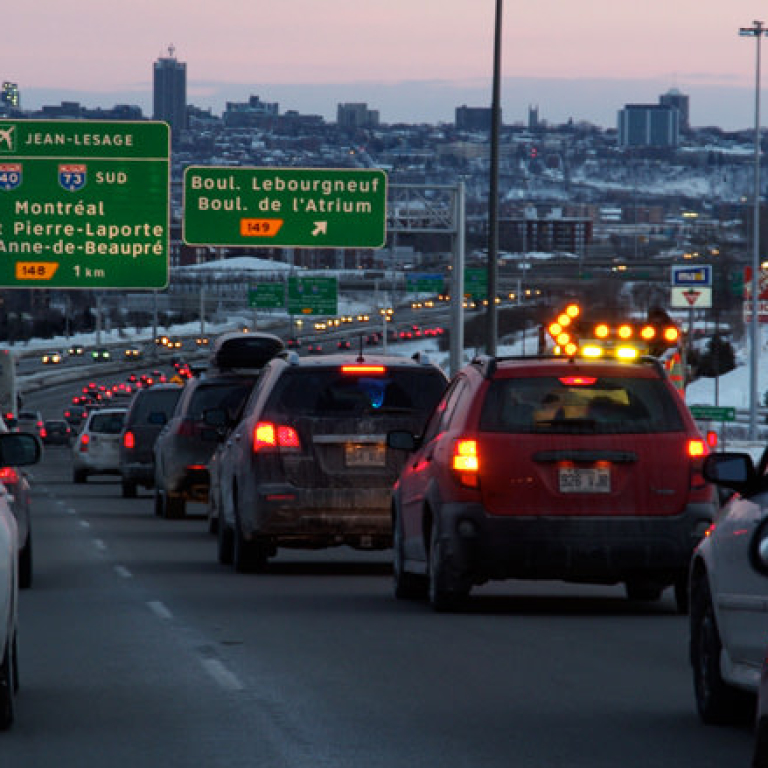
[740,20,767,440]
[486,0,502,356]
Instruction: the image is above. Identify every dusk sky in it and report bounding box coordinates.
[5,1,768,129]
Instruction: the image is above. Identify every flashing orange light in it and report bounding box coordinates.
[594,324,609,339]
[564,342,579,356]
[640,325,656,340]
[556,332,571,346]
[566,304,580,318]
[549,322,563,337]
[557,314,571,327]
[664,327,680,343]
[618,324,633,339]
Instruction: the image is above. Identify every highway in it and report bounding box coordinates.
[0,376,755,766]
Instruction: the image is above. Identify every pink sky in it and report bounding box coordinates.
[3,1,766,127]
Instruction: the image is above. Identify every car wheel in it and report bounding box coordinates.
[164,494,186,520]
[153,487,164,517]
[691,577,754,724]
[121,480,137,499]
[427,520,467,612]
[232,509,268,574]
[217,514,234,565]
[18,533,32,590]
[625,580,664,603]
[393,506,426,600]
[72,468,87,484]
[0,637,16,730]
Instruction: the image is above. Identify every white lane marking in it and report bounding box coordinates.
[147,601,173,621]
[93,539,107,551]
[79,520,90,528]
[200,658,245,691]
[66,508,76,515]
[114,565,132,579]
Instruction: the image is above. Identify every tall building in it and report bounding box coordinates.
[153,46,187,134]
[336,103,379,129]
[659,88,690,133]
[455,105,493,131]
[1,82,19,109]
[617,104,679,148]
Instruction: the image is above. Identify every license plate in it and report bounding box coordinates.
[345,443,386,467]
[559,467,610,493]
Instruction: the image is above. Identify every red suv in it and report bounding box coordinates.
[388,355,717,612]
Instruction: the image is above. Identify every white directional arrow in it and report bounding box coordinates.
[312,221,328,237]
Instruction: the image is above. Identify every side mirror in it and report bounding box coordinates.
[702,452,758,495]
[0,432,41,467]
[387,430,418,452]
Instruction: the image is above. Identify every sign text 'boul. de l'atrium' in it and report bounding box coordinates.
[0,120,170,288]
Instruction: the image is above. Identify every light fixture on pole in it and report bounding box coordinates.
[740,20,767,440]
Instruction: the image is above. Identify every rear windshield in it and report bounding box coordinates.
[89,412,126,434]
[264,368,446,421]
[130,389,182,423]
[479,376,685,434]
[187,381,256,421]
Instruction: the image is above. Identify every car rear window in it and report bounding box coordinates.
[479,375,685,434]
[89,412,126,434]
[187,381,256,421]
[129,389,182,423]
[263,367,446,420]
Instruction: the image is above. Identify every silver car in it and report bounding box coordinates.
[72,407,127,483]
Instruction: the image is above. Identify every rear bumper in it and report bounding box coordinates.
[164,466,210,502]
[242,483,392,549]
[120,462,155,487]
[434,501,717,589]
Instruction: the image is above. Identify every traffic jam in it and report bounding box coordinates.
[0,309,763,766]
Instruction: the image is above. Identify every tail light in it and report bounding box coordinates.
[79,434,90,453]
[253,421,301,453]
[0,467,19,484]
[687,438,709,490]
[40,426,47,439]
[451,438,480,489]
[123,431,135,449]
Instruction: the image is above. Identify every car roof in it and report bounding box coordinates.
[274,351,445,371]
[469,355,666,380]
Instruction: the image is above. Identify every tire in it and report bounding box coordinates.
[164,494,186,520]
[393,507,426,600]
[232,509,268,574]
[690,577,754,724]
[625,580,664,603]
[153,487,164,517]
[72,468,87,484]
[217,514,234,566]
[18,533,32,590]
[0,637,16,731]
[121,480,137,499]
[427,520,467,612]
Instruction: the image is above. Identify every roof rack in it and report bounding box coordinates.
[411,351,433,366]
[277,349,301,366]
[470,353,668,380]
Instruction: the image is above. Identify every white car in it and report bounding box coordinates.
[690,449,768,760]
[72,407,127,483]
[0,432,42,729]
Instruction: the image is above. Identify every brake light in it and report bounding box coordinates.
[687,439,707,457]
[0,467,18,483]
[452,439,479,488]
[341,365,385,375]
[706,431,718,449]
[253,421,301,452]
[79,434,90,452]
[559,376,597,386]
[123,431,135,449]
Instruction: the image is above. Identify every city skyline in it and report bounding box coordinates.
[3,1,766,130]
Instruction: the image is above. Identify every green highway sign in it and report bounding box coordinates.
[249,283,285,309]
[689,405,736,422]
[406,272,444,293]
[0,119,170,288]
[464,267,488,299]
[287,276,338,316]
[182,166,387,249]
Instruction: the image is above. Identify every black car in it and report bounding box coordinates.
[42,419,72,446]
[119,383,183,498]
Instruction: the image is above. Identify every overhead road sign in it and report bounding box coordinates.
[670,286,712,309]
[249,283,284,309]
[183,166,387,249]
[0,119,170,289]
[689,405,736,422]
[406,272,444,292]
[287,276,338,316]
[671,264,712,287]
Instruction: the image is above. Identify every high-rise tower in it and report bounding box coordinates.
[153,45,187,135]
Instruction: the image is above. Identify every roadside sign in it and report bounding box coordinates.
[248,283,284,309]
[689,405,736,422]
[0,119,170,288]
[671,264,712,287]
[670,286,712,309]
[464,267,488,300]
[183,166,387,249]
[406,272,444,292]
[287,276,338,316]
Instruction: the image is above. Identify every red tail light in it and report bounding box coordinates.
[123,431,135,449]
[0,467,19,483]
[451,438,480,488]
[253,421,301,452]
[79,434,90,452]
[341,365,385,375]
[687,439,707,458]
